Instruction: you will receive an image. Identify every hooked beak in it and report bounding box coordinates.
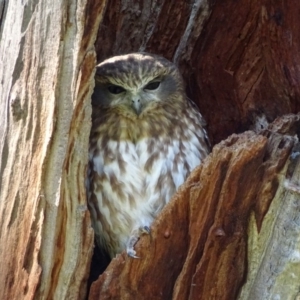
[131,97,142,115]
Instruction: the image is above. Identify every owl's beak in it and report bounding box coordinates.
[131,98,142,115]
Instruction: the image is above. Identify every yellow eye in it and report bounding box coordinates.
[107,85,126,94]
[144,81,160,90]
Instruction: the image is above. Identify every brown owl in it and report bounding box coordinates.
[87,53,210,259]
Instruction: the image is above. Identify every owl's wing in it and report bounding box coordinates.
[186,97,211,151]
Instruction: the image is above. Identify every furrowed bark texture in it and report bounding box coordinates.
[89,114,300,299]
[95,0,300,144]
[90,2,300,297]
[0,0,106,298]
[1,0,300,299]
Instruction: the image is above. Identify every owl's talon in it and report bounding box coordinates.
[140,225,151,235]
[128,253,140,259]
[127,248,140,259]
[126,234,139,258]
[140,226,152,242]
[125,225,151,258]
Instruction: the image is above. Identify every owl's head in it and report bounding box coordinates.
[92,53,185,115]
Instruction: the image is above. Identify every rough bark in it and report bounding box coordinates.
[89,1,300,298]
[89,114,300,300]
[1,0,300,299]
[0,0,105,298]
[95,0,300,145]
[191,0,300,144]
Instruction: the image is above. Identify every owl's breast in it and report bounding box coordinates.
[93,104,184,143]
[90,102,207,209]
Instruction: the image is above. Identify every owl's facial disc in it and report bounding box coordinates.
[104,78,162,115]
[93,53,185,113]
[130,80,161,114]
[131,79,161,115]
[131,96,141,114]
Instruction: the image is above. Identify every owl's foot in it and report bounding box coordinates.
[126,226,151,258]
[140,225,151,235]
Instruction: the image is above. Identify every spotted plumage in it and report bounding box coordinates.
[87,53,210,258]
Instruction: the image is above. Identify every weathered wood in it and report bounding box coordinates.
[189,0,300,144]
[1,0,300,299]
[95,0,300,145]
[95,0,211,64]
[0,0,106,298]
[89,114,300,299]
[239,114,300,299]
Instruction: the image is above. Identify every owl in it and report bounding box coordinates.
[87,53,210,259]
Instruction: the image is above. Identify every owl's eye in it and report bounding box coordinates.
[144,81,160,90]
[107,85,126,94]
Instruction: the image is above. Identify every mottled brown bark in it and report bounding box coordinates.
[188,0,300,144]
[95,0,300,145]
[1,0,300,299]
[90,2,300,297]
[89,114,299,300]
[0,0,105,299]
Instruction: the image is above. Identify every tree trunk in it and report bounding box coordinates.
[1,0,299,299]
[0,0,105,298]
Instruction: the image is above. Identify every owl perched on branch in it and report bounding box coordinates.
[87,53,210,259]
